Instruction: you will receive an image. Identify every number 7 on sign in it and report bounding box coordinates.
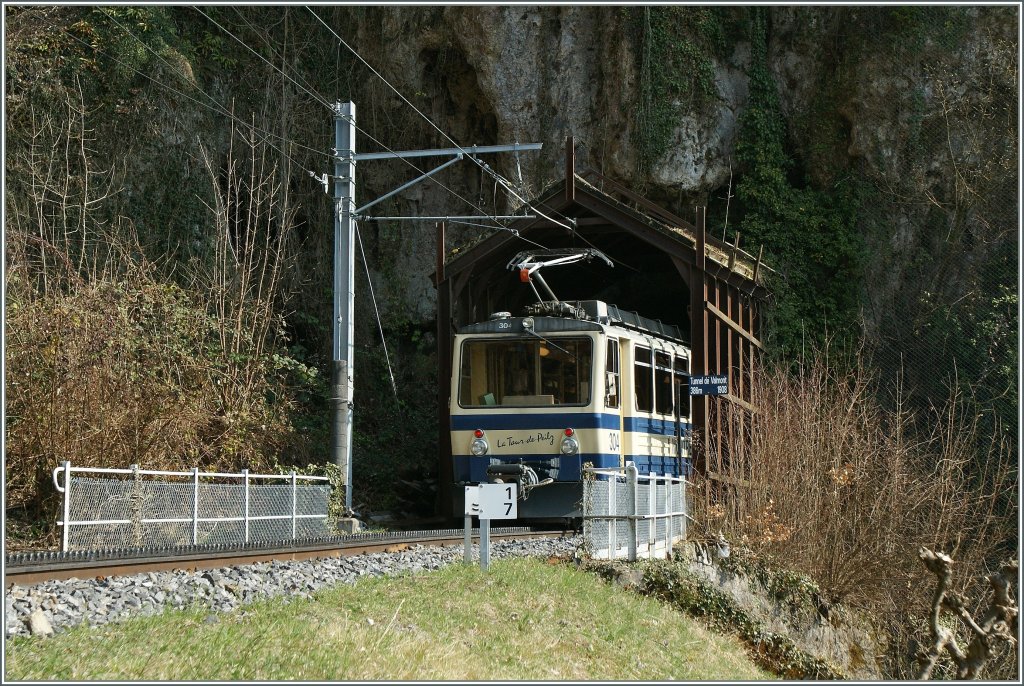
[476,483,518,520]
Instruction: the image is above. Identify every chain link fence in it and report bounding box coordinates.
[53,462,332,551]
[853,8,1018,516]
[582,464,691,560]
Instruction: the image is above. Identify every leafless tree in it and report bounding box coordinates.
[916,548,1018,680]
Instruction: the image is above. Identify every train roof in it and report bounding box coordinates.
[457,300,687,346]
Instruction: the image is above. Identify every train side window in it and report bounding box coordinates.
[634,346,653,413]
[655,351,673,414]
[605,339,620,409]
[674,355,690,419]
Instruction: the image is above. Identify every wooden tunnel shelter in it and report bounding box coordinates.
[433,138,773,516]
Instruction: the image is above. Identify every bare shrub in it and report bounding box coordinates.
[704,348,1018,678]
[5,92,318,536]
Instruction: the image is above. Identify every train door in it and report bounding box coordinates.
[673,354,691,475]
[604,336,624,466]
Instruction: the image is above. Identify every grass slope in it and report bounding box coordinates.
[5,558,773,681]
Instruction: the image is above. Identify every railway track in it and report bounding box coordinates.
[4,527,572,586]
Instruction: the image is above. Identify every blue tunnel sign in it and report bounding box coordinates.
[690,374,729,396]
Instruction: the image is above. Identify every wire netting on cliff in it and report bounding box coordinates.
[854,7,1019,486]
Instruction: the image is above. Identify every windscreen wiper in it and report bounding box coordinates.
[521,317,576,361]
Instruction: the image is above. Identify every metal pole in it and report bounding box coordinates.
[480,518,490,572]
[192,467,200,546]
[464,514,473,563]
[61,461,72,552]
[291,470,298,540]
[332,101,357,512]
[243,468,250,544]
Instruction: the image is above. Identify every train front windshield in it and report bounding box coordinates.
[458,337,593,408]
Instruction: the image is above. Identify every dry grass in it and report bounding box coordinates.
[4,90,318,535]
[699,350,1018,678]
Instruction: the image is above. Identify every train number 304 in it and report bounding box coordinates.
[608,432,620,452]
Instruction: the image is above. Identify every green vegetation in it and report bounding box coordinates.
[4,559,772,681]
[717,549,823,610]
[733,9,866,361]
[587,559,842,680]
[4,277,324,522]
[626,6,735,172]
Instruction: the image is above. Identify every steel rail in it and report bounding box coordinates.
[4,528,572,586]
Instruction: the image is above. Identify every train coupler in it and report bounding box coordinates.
[485,464,554,500]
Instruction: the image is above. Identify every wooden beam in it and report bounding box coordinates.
[705,470,751,488]
[565,136,575,202]
[723,392,758,415]
[705,300,764,350]
[441,192,576,279]
[434,221,446,287]
[694,207,709,475]
[727,232,741,271]
[436,278,454,517]
[582,170,698,233]
[527,217,611,230]
[572,191,692,262]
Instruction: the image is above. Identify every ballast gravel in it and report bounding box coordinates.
[6,536,583,638]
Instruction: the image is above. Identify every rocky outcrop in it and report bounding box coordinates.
[679,543,887,680]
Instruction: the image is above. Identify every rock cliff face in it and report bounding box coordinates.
[334,6,1015,335]
[5,4,1016,362]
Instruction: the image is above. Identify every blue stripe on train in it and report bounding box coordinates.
[453,452,619,482]
[454,453,692,481]
[626,454,694,478]
[451,412,620,431]
[623,417,693,435]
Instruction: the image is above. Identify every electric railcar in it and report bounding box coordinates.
[450,286,693,521]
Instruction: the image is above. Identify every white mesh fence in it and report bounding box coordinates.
[54,463,332,551]
[582,465,690,560]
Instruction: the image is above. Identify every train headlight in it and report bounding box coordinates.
[471,437,489,456]
[560,435,579,455]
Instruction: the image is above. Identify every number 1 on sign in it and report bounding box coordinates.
[476,483,517,519]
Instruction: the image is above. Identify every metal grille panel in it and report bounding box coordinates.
[582,467,689,560]
[58,468,332,551]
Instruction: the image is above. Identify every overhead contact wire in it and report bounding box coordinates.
[193,6,336,112]
[349,120,547,248]
[354,223,399,403]
[306,8,580,236]
[74,16,325,168]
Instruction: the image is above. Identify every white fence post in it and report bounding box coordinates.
[666,475,674,558]
[192,467,200,545]
[626,463,638,562]
[243,468,250,543]
[291,470,297,540]
[648,472,656,558]
[607,472,616,559]
[681,478,688,542]
[61,460,72,552]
